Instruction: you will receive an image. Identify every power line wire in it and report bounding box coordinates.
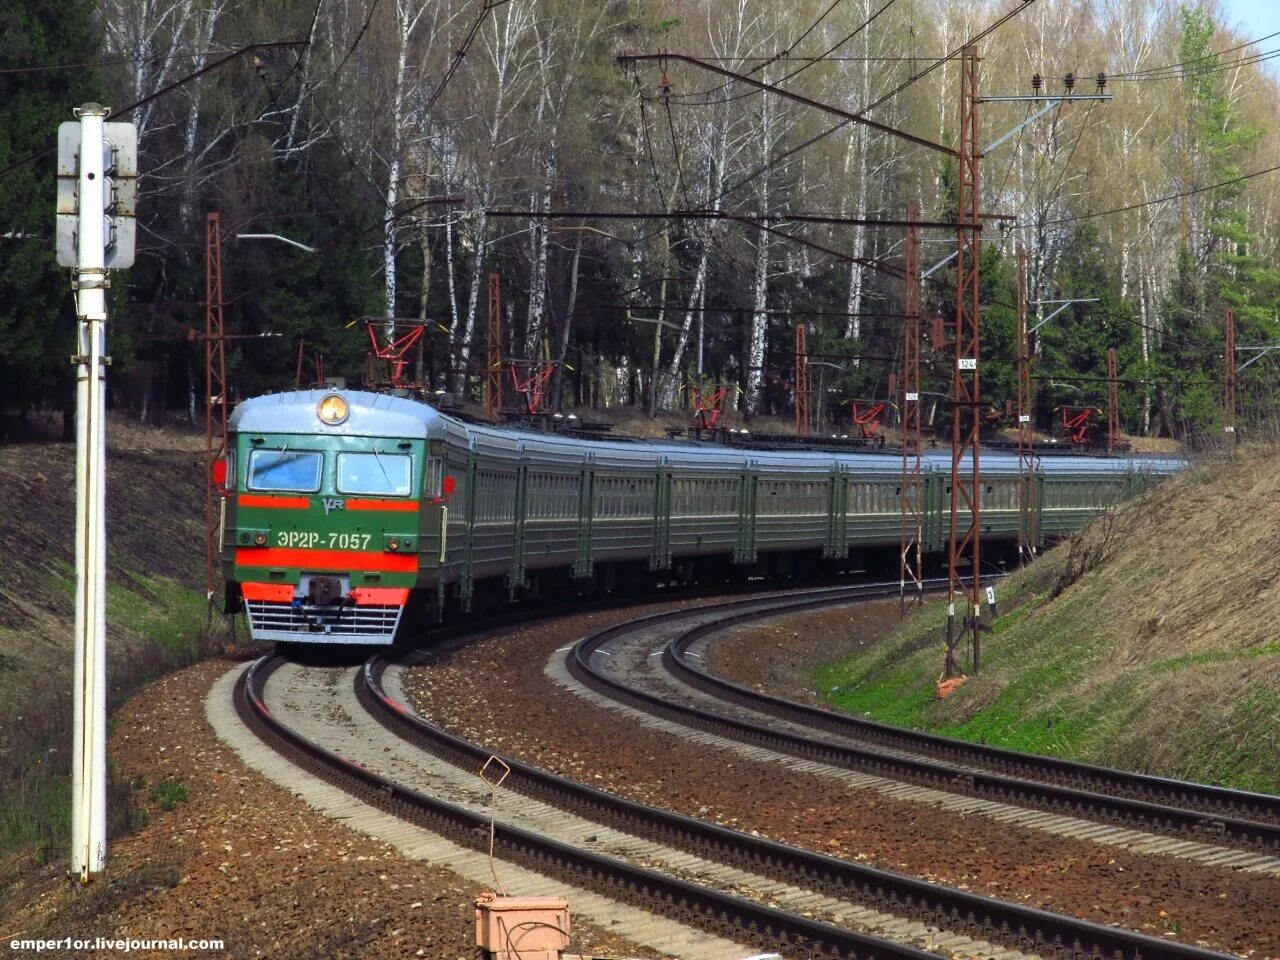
[664,54,953,64]
[1110,49,1280,82]
[1043,101,1097,210]
[0,48,240,75]
[1043,162,1280,225]
[1109,29,1280,78]
[668,0,896,107]
[663,98,695,209]
[329,0,381,83]
[636,90,670,210]
[0,40,308,183]
[280,0,324,85]
[715,0,1039,204]
[424,0,507,114]
[666,0,852,103]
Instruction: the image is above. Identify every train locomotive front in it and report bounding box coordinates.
[222,390,449,645]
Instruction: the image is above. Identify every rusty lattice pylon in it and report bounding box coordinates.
[1016,245,1037,561]
[1224,306,1235,444]
[794,322,811,436]
[899,202,924,611]
[946,45,983,677]
[204,212,229,604]
[485,272,503,421]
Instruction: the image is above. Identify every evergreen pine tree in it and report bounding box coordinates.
[0,0,103,421]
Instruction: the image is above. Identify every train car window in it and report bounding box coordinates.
[247,449,323,493]
[478,471,516,522]
[423,458,443,499]
[567,476,579,517]
[445,466,465,516]
[336,452,413,497]
[528,474,575,519]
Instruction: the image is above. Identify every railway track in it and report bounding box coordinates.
[231,616,1248,957]
[362,653,1250,958]
[223,582,1280,959]
[237,652,956,960]
[564,583,1280,859]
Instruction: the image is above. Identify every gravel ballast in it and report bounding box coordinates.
[401,604,1280,958]
[0,658,659,960]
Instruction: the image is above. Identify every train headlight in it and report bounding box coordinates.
[317,393,349,425]
[253,532,268,546]
[387,537,400,552]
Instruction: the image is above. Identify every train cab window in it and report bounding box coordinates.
[336,452,413,497]
[247,449,323,493]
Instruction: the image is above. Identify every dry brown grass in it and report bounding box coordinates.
[105,412,203,453]
[1056,444,1280,658]
[1124,434,1184,454]
[989,444,1280,784]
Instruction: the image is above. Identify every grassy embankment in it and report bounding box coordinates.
[0,417,226,864]
[817,446,1280,793]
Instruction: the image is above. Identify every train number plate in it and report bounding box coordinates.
[273,531,372,550]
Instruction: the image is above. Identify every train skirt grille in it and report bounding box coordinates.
[244,600,403,645]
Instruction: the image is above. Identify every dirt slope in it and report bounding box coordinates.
[0,417,218,856]
[0,417,209,704]
[819,446,1280,792]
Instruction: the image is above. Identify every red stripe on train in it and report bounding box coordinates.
[235,547,418,573]
[350,587,411,606]
[345,498,419,513]
[241,582,295,602]
[238,494,310,509]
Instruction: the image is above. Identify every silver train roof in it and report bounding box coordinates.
[229,390,1185,477]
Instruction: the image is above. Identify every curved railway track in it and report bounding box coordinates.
[226,588,1258,960]
[565,583,1280,858]
[237,652,947,960]
[360,652,1239,959]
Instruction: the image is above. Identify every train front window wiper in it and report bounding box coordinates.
[370,447,394,493]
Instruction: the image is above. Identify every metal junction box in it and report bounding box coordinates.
[474,893,571,960]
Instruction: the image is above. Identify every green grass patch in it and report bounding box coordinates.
[1150,642,1280,673]
[814,544,1280,792]
[149,778,188,811]
[106,573,209,657]
[1,574,220,864]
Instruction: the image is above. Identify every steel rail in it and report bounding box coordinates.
[568,589,1280,855]
[236,651,943,960]
[666,613,1280,833]
[353,621,1237,959]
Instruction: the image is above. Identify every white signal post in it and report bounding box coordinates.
[59,103,137,882]
[71,104,109,882]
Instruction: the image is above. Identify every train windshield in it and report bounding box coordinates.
[247,449,323,493]
[336,452,413,497]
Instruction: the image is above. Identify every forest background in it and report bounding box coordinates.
[2,0,1278,439]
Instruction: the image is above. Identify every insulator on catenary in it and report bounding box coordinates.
[1031,73,1042,92]
[1064,72,1076,92]
[1096,71,1107,92]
